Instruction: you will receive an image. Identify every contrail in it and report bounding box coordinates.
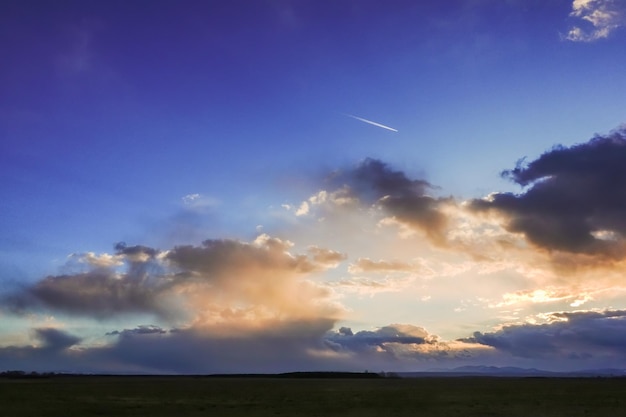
[344,114,398,132]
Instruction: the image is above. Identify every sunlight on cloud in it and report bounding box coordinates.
[295,201,310,216]
[329,275,417,297]
[490,288,580,308]
[566,0,625,41]
[347,258,416,274]
[67,252,123,269]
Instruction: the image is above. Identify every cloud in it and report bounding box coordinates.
[324,324,489,366]
[97,322,481,374]
[106,325,167,337]
[565,0,626,41]
[3,235,343,325]
[490,288,594,308]
[181,193,219,210]
[295,201,310,216]
[0,328,84,373]
[7,270,172,319]
[348,258,415,274]
[0,319,341,374]
[307,246,347,268]
[0,322,289,373]
[465,310,626,362]
[330,275,416,296]
[326,324,433,350]
[182,193,201,204]
[325,158,450,244]
[470,129,626,259]
[11,315,622,374]
[34,328,82,351]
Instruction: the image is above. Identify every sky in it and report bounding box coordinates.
[1,0,626,374]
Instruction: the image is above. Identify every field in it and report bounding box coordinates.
[1,375,625,416]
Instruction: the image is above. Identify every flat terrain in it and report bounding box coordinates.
[1,375,625,416]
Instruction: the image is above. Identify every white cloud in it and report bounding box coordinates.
[182,193,200,204]
[566,0,625,42]
[67,252,123,268]
[181,193,219,210]
[295,201,310,216]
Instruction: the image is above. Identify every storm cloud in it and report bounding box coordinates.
[471,129,626,258]
[465,310,626,361]
[34,328,82,351]
[0,322,482,374]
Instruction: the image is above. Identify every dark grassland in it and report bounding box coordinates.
[1,376,625,416]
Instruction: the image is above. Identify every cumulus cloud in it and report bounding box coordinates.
[566,0,626,42]
[324,324,488,366]
[471,129,626,259]
[464,310,626,363]
[326,324,433,351]
[5,150,626,374]
[3,235,343,325]
[319,158,450,244]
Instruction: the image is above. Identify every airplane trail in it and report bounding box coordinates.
[345,114,398,132]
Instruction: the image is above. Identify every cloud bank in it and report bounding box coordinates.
[465,310,626,364]
[4,235,342,326]
[3,128,626,373]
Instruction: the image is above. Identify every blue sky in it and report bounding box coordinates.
[2,0,626,374]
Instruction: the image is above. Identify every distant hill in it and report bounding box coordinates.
[398,366,626,378]
[206,371,382,379]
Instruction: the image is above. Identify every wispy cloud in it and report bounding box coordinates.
[565,0,626,42]
[344,114,398,132]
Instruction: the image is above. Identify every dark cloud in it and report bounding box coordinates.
[0,328,83,373]
[0,321,474,374]
[0,319,341,375]
[166,236,316,276]
[471,129,626,257]
[35,328,81,351]
[21,317,625,374]
[464,310,626,360]
[114,242,158,259]
[325,324,432,353]
[329,158,449,244]
[6,270,173,319]
[102,319,340,374]
[106,325,167,337]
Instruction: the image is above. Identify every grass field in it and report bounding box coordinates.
[1,375,625,416]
